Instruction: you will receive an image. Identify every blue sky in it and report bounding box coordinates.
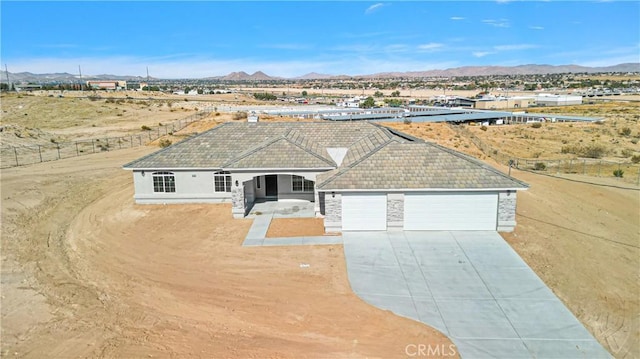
[1,1,639,78]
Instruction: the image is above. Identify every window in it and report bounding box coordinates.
[152,172,175,193]
[256,176,261,189]
[214,171,232,192]
[292,175,314,192]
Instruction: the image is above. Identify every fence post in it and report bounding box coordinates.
[56,144,61,159]
[13,146,19,166]
[75,142,79,156]
[105,138,109,151]
[92,139,96,153]
[598,161,601,177]
[38,145,43,162]
[130,135,133,147]
[583,160,586,175]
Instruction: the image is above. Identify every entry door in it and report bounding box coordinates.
[265,175,278,197]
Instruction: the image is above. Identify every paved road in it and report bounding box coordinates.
[342,231,612,359]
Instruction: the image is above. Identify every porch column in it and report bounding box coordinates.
[232,181,246,219]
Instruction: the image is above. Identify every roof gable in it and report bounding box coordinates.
[123,121,407,170]
[317,141,528,190]
[225,136,336,169]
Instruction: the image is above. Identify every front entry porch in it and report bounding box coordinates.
[231,173,318,218]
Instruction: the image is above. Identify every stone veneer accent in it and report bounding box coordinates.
[497,191,517,232]
[323,193,342,232]
[387,193,404,231]
[231,185,245,218]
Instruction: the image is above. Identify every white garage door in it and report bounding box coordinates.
[342,194,387,231]
[404,192,498,231]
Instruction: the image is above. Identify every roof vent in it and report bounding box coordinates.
[326,147,348,166]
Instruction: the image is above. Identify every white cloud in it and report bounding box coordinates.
[482,19,510,28]
[417,43,445,52]
[493,44,538,51]
[529,26,544,30]
[472,51,494,58]
[450,16,465,20]
[365,3,384,14]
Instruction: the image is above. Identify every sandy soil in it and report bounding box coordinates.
[2,94,638,358]
[1,148,455,358]
[502,168,639,359]
[266,218,327,238]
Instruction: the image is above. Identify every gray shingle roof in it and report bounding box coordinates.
[316,141,528,190]
[123,121,397,169]
[123,121,527,191]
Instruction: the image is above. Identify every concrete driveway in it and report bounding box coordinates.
[343,231,611,359]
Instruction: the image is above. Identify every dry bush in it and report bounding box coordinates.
[232,111,248,121]
[561,143,608,159]
[159,138,172,148]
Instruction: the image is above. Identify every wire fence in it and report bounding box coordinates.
[450,124,640,184]
[1,108,213,169]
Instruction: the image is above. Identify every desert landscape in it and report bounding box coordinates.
[1,91,639,358]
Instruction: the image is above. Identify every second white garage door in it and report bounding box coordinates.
[342,194,387,231]
[404,192,498,231]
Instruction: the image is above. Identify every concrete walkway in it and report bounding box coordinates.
[343,231,611,359]
[242,200,343,247]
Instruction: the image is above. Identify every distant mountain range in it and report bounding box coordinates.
[2,63,638,83]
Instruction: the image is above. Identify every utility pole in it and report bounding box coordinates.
[4,64,10,91]
[79,65,83,92]
[146,66,150,93]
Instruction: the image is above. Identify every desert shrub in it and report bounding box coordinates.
[403,118,412,125]
[215,112,220,116]
[533,162,547,171]
[561,143,607,158]
[631,155,640,164]
[87,95,100,101]
[530,122,542,129]
[621,149,633,157]
[480,125,488,131]
[619,127,631,136]
[105,98,115,103]
[582,143,607,158]
[232,111,248,121]
[159,139,172,148]
[632,138,639,145]
[141,125,151,131]
[613,169,624,178]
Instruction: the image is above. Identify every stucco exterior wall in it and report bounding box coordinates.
[132,170,232,204]
[276,175,315,201]
[497,191,517,232]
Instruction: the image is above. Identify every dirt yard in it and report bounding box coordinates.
[1,148,455,358]
[503,168,639,358]
[266,218,327,238]
[1,94,638,357]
